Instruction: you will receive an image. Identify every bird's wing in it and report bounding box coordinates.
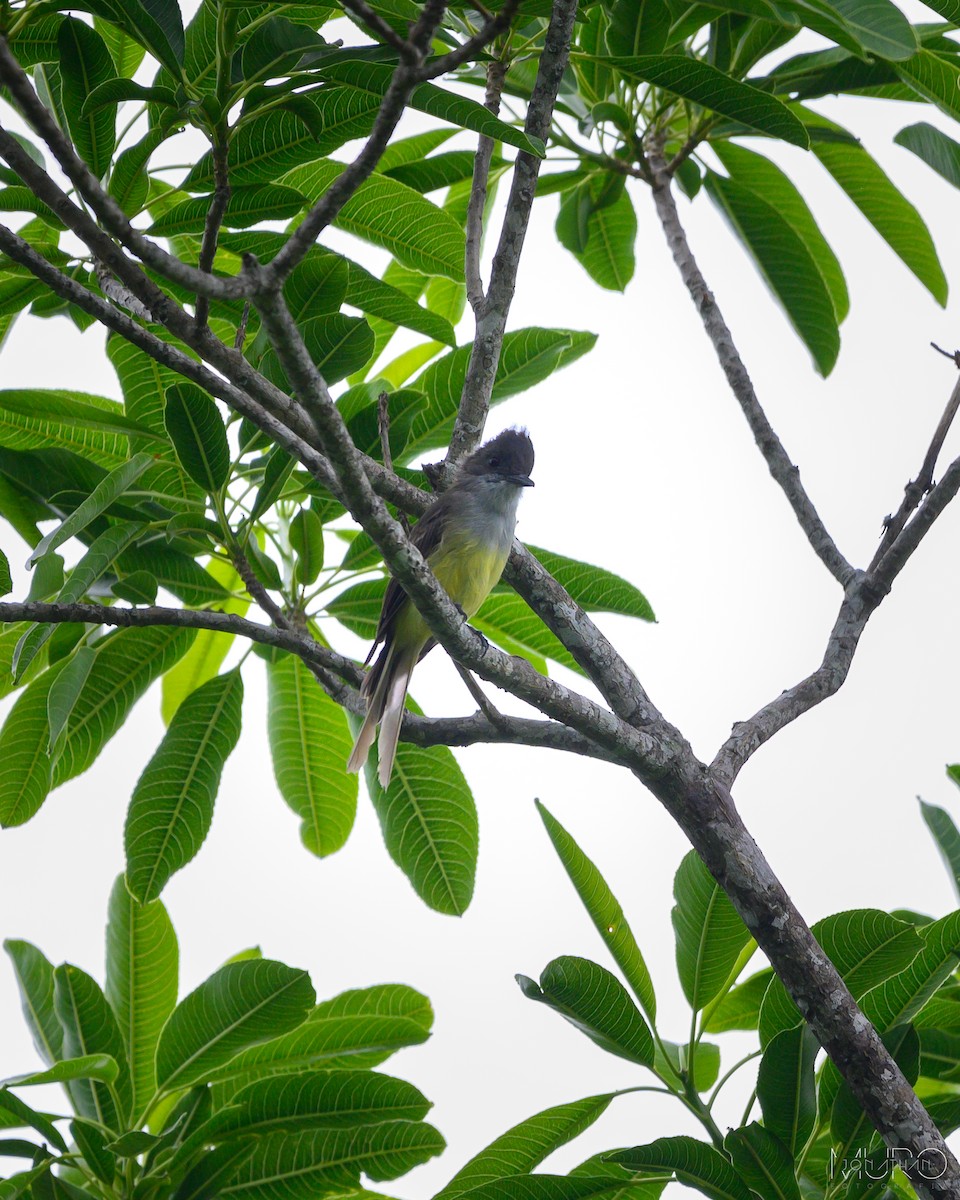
[365,497,450,663]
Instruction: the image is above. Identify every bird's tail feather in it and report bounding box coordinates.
[345,644,416,786]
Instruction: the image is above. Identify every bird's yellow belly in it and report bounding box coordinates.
[393,536,508,648]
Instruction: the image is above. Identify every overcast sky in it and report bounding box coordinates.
[2,19,960,1196]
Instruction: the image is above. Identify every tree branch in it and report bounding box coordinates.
[445,0,579,464]
[194,139,231,330]
[646,147,855,589]
[465,59,507,313]
[339,0,414,56]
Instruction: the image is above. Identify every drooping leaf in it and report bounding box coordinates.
[164,384,230,493]
[156,959,316,1093]
[69,1119,115,1185]
[46,646,95,758]
[3,940,63,1066]
[267,654,357,858]
[105,875,179,1114]
[723,1124,801,1200]
[3,1055,118,1088]
[0,661,63,826]
[70,0,184,75]
[0,1091,65,1153]
[757,1025,818,1156]
[609,1136,755,1200]
[517,956,655,1066]
[895,122,960,191]
[672,851,753,1012]
[919,798,960,900]
[705,170,840,375]
[57,18,116,179]
[535,802,656,1021]
[556,175,637,292]
[125,669,244,903]
[0,390,156,464]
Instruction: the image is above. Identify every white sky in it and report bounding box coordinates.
[2,19,960,1197]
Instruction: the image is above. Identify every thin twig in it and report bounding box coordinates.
[645,145,855,589]
[339,0,413,56]
[377,390,394,474]
[868,364,960,572]
[194,140,231,330]
[234,302,251,352]
[417,0,522,79]
[454,659,512,729]
[465,60,508,312]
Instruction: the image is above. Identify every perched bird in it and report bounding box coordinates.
[346,427,535,787]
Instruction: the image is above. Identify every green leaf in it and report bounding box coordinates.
[609,1136,754,1200]
[315,60,545,157]
[595,55,809,146]
[7,17,64,68]
[895,48,960,123]
[723,1124,800,1200]
[57,19,116,179]
[29,453,154,565]
[535,803,656,1021]
[517,955,655,1066]
[0,662,62,826]
[0,1091,65,1154]
[756,1025,818,1157]
[0,390,157,462]
[556,176,637,292]
[149,185,306,235]
[606,0,671,55]
[437,1179,664,1200]
[156,959,316,1092]
[705,171,840,375]
[3,1055,118,1088]
[53,963,132,1129]
[3,940,63,1066]
[46,646,95,757]
[345,257,456,346]
[521,546,655,621]
[672,851,753,1012]
[125,669,244,903]
[385,150,503,194]
[434,1094,617,1200]
[704,968,773,1033]
[81,78,178,116]
[239,16,329,86]
[267,654,357,858]
[895,121,960,191]
[858,909,960,1032]
[220,1120,444,1200]
[919,1027,960,1079]
[920,798,960,899]
[109,127,168,216]
[173,1141,256,1200]
[69,1119,115,1185]
[405,328,597,457]
[94,17,145,77]
[185,88,381,189]
[711,141,848,321]
[164,384,230,493]
[52,625,196,789]
[474,592,578,674]
[359,721,477,916]
[105,875,179,1115]
[759,909,923,1045]
[800,105,947,304]
[789,0,916,60]
[282,160,465,280]
[161,559,248,724]
[73,0,184,76]
[207,983,432,1093]
[0,549,10,597]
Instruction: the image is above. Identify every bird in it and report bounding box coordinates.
[346,427,535,788]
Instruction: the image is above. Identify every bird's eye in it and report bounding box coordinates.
[489,456,500,468]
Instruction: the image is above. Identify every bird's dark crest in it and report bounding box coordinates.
[461,427,534,480]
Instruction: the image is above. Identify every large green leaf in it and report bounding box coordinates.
[711,141,848,321]
[163,384,230,494]
[895,122,960,191]
[759,909,922,1045]
[606,0,671,55]
[53,963,132,1129]
[895,48,960,121]
[72,0,184,76]
[672,851,753,1012]
[156,959,316,1092]
[207,983,432,1095]
[434,1094,617,1200]
[105,875,179,1115]
[535,803,656,1021]
[361,728,478,917]
[0,659,64,826]
[799,106,947,304]
[3,940,63,1067]
[517,956,655,1066]
[314,60,545,156]
[51,626,195,787]
[404,328,597,458]
[513,546,655,621]
[149,185,306,236]
[919,798,960,899]
[0,390,155,465]
[436,1179,664,1200]
[858,909,960,1032]
[705,171,840,375]
[4,1055,118,1088]
[267,654,357,858]
[281,160,465,280]
[723,1124,800,1200]
[782,0,916,61]
[593,55,809,146]
[344,257,456,347]
[609,1136,754,1200]
[125,669,244,903]
[185,88,382,189]
[57,19,116,179]
[756,1025,818,1156]
[220,1119,445,1200]
[556,175,637,293]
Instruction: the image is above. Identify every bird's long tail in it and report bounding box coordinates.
[345,643,417,787]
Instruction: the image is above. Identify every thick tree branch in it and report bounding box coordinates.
[446,0,579,464]
[646,148,855,588]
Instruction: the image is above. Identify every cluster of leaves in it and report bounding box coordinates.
[0,879,442,1200]
[459,781,960,1200]
[0,2,658,917]
[453,0,960,375]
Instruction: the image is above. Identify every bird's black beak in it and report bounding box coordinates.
[509,474,535,487]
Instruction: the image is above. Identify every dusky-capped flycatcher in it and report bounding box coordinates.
[346,427,535,787]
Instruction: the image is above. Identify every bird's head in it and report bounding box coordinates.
[461,428,535,488]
